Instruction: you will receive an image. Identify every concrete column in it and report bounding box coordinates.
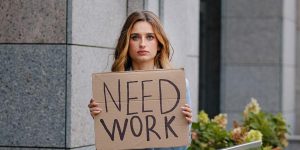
[144,0,160,17]
[127,0,160,17]
[295,0,300,135]
[67,0,126,149]
[162,0,200,121]
[127,0,145,15]
[282,0,297,134]
[0,0,67,148]
[221,0,297,133]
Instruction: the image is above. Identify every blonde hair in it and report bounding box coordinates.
[111,11,172,72]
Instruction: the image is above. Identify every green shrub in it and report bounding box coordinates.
[189,98,289,150]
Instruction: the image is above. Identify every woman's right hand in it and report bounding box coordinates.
[88,98,102,118]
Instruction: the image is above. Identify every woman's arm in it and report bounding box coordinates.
[182,78,192,124]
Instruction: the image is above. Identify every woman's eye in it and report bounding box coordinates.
[146,35,154,40]
[131,36,139,41]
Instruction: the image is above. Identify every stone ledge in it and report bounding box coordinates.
[288,135,300,141]
[287,135,300,150]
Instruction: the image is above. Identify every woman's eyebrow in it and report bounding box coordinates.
[130,33,139,36]
[130,32,155,35]
[146,33,155,35]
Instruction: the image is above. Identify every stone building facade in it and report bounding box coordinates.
[0,0,299,149]
[0,0,199,149]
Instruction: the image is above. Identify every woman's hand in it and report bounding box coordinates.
[88,98,102,118]
[181,104,192,124]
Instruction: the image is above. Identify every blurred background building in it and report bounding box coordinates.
[0,0,299,149]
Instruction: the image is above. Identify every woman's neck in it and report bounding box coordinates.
[132,61,155,71]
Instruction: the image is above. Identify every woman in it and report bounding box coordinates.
[88,10,192,150]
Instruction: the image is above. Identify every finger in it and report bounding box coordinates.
[91,111,101,118]
[185,117,192,124]
[90,102,100,107]
[88,102,100,108]
[90,107,102,112]
[181,106,192,113]
[92,110,101,115]
[89,98,96,106]
[182,111,192,118]
[90,108,102,114]
[184,104,191,108]
[88,100,93,107]
[90,98,95,103]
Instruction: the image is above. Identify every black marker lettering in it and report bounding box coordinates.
[159,79,180,114]
[145,115,161,141]
[100,118,128,141]
[127,81,138,115]
[103,80,121,112]
[130,116,143,137]
[164,116,178,138]
[142,80,153,113]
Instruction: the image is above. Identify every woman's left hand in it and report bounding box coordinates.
[181,104,192,124]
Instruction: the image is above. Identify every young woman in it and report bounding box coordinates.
[88,10,192,150]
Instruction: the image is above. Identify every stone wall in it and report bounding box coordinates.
[221,0,297,133]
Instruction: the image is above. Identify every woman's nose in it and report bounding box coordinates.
[139,37,146,48]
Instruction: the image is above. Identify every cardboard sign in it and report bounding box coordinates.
[92,69,189,150]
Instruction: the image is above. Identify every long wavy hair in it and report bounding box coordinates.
[111,11,172,72]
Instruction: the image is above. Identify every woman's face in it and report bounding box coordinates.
[128,21,159,66]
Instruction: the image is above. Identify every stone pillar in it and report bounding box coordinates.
[127,0,145,15]
[296,0,300,135]
[0,0,67,148]
[221,0,297,133]
[66,0,127,149]
[281,0,297,134]
[162,0,200,121]
[127,0,160,18]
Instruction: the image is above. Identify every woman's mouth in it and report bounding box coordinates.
[137,50,149,55]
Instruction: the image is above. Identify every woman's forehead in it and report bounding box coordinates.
[131,21,154,33]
